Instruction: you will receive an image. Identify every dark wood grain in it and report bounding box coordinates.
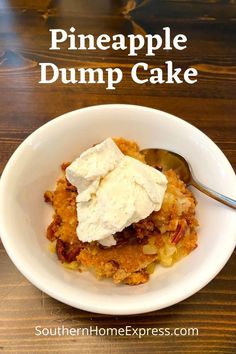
[0,1,235,353]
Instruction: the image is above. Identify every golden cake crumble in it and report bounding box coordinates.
[44,138,198,285]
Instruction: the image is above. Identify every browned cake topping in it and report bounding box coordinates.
[44,138,198,285]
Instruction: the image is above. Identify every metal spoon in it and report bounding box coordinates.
[141,148,236,209]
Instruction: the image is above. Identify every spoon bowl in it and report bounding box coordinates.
[141,148,236,209]
[142,148,191,184]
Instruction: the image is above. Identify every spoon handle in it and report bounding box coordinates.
[191,178,236,209]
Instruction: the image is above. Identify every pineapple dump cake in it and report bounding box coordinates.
[44,138,198,285]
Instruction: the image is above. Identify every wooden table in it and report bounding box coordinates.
[0,1,235,353]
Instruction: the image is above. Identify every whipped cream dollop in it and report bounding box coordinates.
[66,138,168,247]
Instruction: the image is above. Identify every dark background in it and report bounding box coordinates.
[0,1,235,353]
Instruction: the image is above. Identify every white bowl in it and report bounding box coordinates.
[0,104,236,315]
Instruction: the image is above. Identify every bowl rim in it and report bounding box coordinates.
[0,104,236,315]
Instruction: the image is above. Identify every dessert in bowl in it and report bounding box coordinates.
[45,137,198,285]
[0,104,235,314]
